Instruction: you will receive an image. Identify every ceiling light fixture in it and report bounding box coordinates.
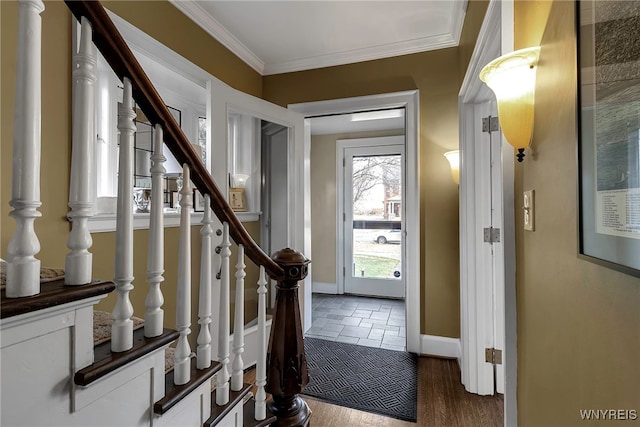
[350,109,403,122]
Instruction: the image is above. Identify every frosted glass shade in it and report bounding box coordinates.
[444,150,460,185]
[479,47,540,153]
[232,174,249,188]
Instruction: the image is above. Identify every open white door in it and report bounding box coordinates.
[206,79,309,327]
[459,0,516,424]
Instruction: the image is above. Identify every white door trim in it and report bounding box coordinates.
[458,0,516,425]
[289,90,420,353]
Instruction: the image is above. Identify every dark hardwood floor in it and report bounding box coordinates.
[246,356,503,426]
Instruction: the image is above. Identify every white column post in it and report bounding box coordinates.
[144,124,166,338]
[255,266,268,421]
[111,77,136,353]
[196,195,213,369]
[231,245,246,391]
[174,164,192,385]
[65,16,96,285]
[216,222,231,405]
[6,0,45,298]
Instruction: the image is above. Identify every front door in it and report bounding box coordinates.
[341,138,405,299]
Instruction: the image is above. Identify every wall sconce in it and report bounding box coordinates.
[444,150,460,185]
[231,173,249,188]
[479,46,541,162]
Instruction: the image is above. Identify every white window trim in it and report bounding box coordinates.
[75,10,262,233]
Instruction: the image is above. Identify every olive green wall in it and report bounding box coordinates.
[514,1,640,425]
[310,129,404,286]
[1,0,263,337]
[264,0,489,338]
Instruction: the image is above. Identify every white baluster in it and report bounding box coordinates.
[197,195,213,369]
[174,164,192,385]
[145,124,165,338]
[216,222,231,405]
[65,16,96,285]
[231,245,245,391]
[6,0,45,298]
[111,77,136,353]
[209,229,222,363]
[255,266,268,421]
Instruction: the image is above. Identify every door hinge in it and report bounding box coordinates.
[485,348,503,365]
[343,212,346,222]
[483,227,501,243]
[482,116,499,133]
[343,266,346,277]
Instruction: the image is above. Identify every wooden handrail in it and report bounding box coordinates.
[64,0,284,281]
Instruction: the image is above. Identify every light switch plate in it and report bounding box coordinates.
[524,190,535,231]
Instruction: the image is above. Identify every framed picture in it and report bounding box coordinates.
[229,188,247,212]
[577,1,640,277]
[193,189,206,212]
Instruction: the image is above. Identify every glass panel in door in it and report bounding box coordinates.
[345,145,404,298]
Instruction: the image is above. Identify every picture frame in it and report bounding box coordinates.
[229,188,247,212]
[577,1,640,277]
[193,189,206,212]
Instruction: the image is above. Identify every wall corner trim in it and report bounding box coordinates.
[419,334,461,359]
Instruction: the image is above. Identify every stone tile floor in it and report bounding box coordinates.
[305,293,406,352]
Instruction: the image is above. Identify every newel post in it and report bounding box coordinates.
[266,248,311,427]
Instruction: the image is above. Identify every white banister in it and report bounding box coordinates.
[196,195,213,369]
[111,77,136,353]
[174,164,193,385]
[6,0,45,298]
[255,266,268,421]
[216,222,231,405]
[65,16,96,286]
[144,124,166,338]
[231,245,245,391]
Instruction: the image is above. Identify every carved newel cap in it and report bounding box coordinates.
[272,248,310,282]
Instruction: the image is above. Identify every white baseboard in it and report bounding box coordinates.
[420,334,461,359]
[312,281,337,294]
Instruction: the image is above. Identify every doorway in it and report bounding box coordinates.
[340,138,405,299]
[289,90,420,354]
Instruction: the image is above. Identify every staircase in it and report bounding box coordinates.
[1,1,311,426]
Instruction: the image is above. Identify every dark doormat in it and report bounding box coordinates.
[302,337,417,422]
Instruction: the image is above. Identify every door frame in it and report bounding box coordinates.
[289,90,420,354]
[338,137,406,299]
[458,0,516,424]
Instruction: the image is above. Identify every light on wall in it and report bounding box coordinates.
[479,46,541,162]
[444,150,460,185]
[231,173,249,188]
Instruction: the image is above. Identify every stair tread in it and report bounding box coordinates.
[75,328,179,386]
[204,383,252,427]
[154,358,222,415]
[243,396,276,427]
[1,279,115,319]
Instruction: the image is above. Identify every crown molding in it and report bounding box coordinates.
[263,33,458,76]
[169,0,265,75]
[171,0,466,76]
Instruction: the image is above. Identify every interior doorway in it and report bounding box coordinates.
[260,121,289,308]
[289,90,420,354]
